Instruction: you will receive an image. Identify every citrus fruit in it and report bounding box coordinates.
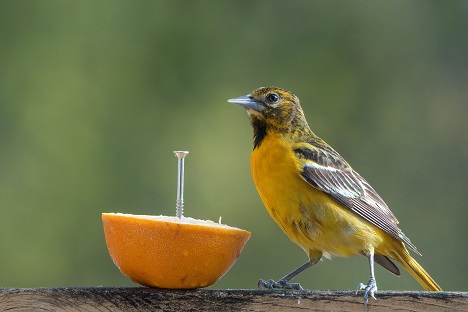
[102,213,251,289]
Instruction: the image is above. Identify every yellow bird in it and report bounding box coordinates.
[228,86,441,305]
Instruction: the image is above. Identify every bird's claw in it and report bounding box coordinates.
[258,279,303,290]
[356,277,377,306]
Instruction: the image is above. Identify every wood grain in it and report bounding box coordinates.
[0,288,466,311]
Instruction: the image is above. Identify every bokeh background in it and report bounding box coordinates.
[1,1,467,291]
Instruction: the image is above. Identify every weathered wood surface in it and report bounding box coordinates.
[0,288,466,311]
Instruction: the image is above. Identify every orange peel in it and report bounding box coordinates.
[102,213,250,289]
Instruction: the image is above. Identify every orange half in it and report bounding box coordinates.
[102,213,250,289]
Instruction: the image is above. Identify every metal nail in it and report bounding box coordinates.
[173,151,189,219]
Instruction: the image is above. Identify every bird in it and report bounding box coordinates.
[228,86,442,305]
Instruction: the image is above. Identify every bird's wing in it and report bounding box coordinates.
[293,141,419,254]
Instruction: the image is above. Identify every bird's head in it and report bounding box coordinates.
[228,86,309,135]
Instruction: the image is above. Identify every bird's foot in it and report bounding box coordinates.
[356,277,377,306]
[258,279,303,290]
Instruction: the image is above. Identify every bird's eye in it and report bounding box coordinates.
[266,93,280,104]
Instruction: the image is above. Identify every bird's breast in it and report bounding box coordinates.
[250,133,320,241]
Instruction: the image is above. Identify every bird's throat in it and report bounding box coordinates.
[250,117,267,150]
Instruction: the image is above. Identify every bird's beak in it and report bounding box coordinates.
[228,94,259,111]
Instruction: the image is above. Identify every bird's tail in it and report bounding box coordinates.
[391,245,442,291]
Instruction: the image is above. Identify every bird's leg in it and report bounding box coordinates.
[258,261,311,290]
[258,255,321,290]
[258,262,310,290]
[356,250,378,306]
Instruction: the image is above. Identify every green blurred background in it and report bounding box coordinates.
[1,1,467,291]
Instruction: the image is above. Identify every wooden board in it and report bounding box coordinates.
[0,288,467,311]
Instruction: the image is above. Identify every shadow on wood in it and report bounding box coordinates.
[0,288,467,311]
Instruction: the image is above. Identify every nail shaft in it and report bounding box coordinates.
[174,151,189,219]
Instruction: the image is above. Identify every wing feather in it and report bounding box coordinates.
[294,143,419,254]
